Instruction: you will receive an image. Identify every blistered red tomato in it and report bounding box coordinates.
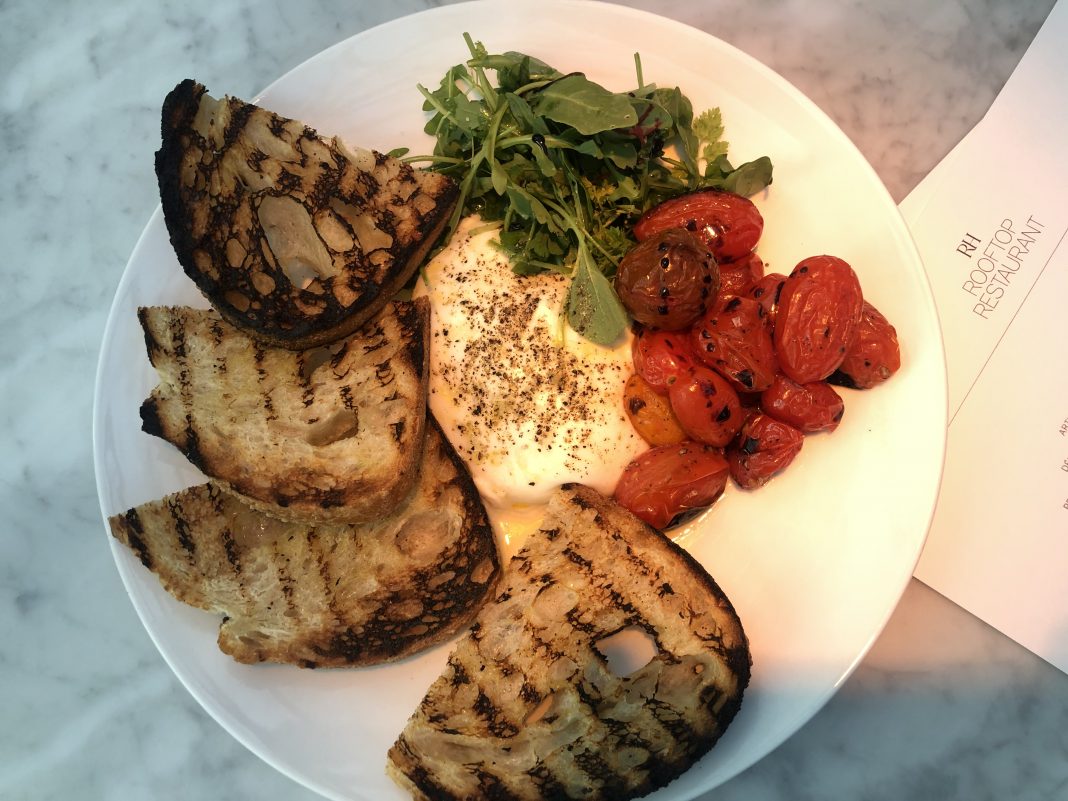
[632,328,699,394]
[690,296,778,393]
[760,375,844,433]
[717,251,765,299]
[667,365,743,447]
[613,442,730,529]
[746,272,787,328]
[828,300,901,389]
[616,189,900,525]
[633,189,764,263]
[727,413,804,489]
[774,255,864,383]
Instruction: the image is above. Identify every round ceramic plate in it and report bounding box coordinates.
[93,2,947,799]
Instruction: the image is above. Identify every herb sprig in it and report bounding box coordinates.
[400,34,773,345]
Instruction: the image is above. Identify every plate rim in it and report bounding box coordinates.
[92,2,949,799]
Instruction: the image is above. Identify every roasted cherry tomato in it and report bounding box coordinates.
[615,229,718,330]
[760,375,844,433]
[632,328,699,394]
[633,189,764,263]
[828,300,901,389]
[774,255,864,383]
[623,373,688,446]
[613,441,730,529]
[667,365,743,447]
[727,413,804,489]
[690,296,778,393]
[717,250,765,299]
[746,272,787,329]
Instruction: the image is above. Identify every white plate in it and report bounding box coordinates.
[93,2,947,799]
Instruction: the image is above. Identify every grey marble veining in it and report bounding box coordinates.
[2,1,1065,800]
[610,0,1053,202]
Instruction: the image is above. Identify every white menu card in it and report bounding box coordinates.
[901,0,1068,673]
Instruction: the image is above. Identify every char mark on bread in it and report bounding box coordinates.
[155,79,459,349]
[387,485,750,801]
[136,299,429,524]
[108,418,500,667]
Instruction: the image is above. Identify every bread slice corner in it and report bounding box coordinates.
[137,297,429,525]
[109,416,500,667]
[387,484,750,801]
[155,79,458,349]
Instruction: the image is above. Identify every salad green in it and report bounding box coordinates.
[399,34,773,345]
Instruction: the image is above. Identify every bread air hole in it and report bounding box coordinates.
[300,340,348,381]
[304,409,359,446]
[523,693,556,726]
[594,626,660,678]
[301,347,332,380]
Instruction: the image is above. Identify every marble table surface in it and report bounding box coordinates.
[3,0,1066,799]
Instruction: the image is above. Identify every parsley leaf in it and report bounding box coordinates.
[694,107,728,163]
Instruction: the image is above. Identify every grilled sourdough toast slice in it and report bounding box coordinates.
[109,418,500,667]
[155,79,458,349]
[138,298,428,524]
[387,484,750,801]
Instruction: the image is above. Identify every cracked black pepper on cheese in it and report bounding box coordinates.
[414,217,650,556]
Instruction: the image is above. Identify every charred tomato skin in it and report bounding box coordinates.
[760,375,845,433]
[667,364,744,448]
[727,412,804,489]
[613,441,730,529]
[690,295,778,393]
[633,188,765,263]
[623,373,688,446]
[631,328,700,394]
[717,250,765,300]
[746,272,788,329]
[615,228,719,330]
[774,255,864,383]
[827,300,901,389]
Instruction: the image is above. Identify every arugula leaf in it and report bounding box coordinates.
[490,157,509,195]
[567,253,629,345]
[595,136,637,170]
[722,156,774,196]
[653,88,697,172]
[477,52,562,92]
[504,92,537,129]
[404,36,774,343]
[533,74,638,135]
[506,185,552,225]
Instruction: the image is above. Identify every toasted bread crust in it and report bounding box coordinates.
[109,418,500,667]
[138,299,428,524]
[155,79,458,349]
[387,484,750,801]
